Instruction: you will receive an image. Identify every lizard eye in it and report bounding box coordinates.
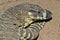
[18,26,21,27]
[38,11,40,13]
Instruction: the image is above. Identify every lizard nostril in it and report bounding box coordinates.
[13,24,17,25]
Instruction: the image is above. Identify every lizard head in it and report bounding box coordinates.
[28,6,52,20]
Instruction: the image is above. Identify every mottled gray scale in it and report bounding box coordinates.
[3,13,16,20]
[22,29,28,38]
[0,20,16,26]
[20,29,26,38]
[23,29,30,39]
[29,28,38,39]
[4,8,23,25]
[30,23,42,31]
[0,12,19,40]
[22,3,42,12]
[20,29,30,40]
[5,6,30,26]
[0,13,19,26]
[0,31,19,40]
[19,22,45,40]
[0,23,17,32]
[36,23,42,29]
[25,29,32,39]
[0,37,5,40]
[29,25,40,32]
[0,13,12,20]
[6,7,19,14]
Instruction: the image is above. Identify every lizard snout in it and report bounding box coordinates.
[45,9,52,20]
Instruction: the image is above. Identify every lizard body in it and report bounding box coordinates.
[0,3,52,40]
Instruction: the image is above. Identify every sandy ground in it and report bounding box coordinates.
[0,0,60,40]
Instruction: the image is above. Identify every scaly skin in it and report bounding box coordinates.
[0,3,52,40]
[19,22,45,40]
